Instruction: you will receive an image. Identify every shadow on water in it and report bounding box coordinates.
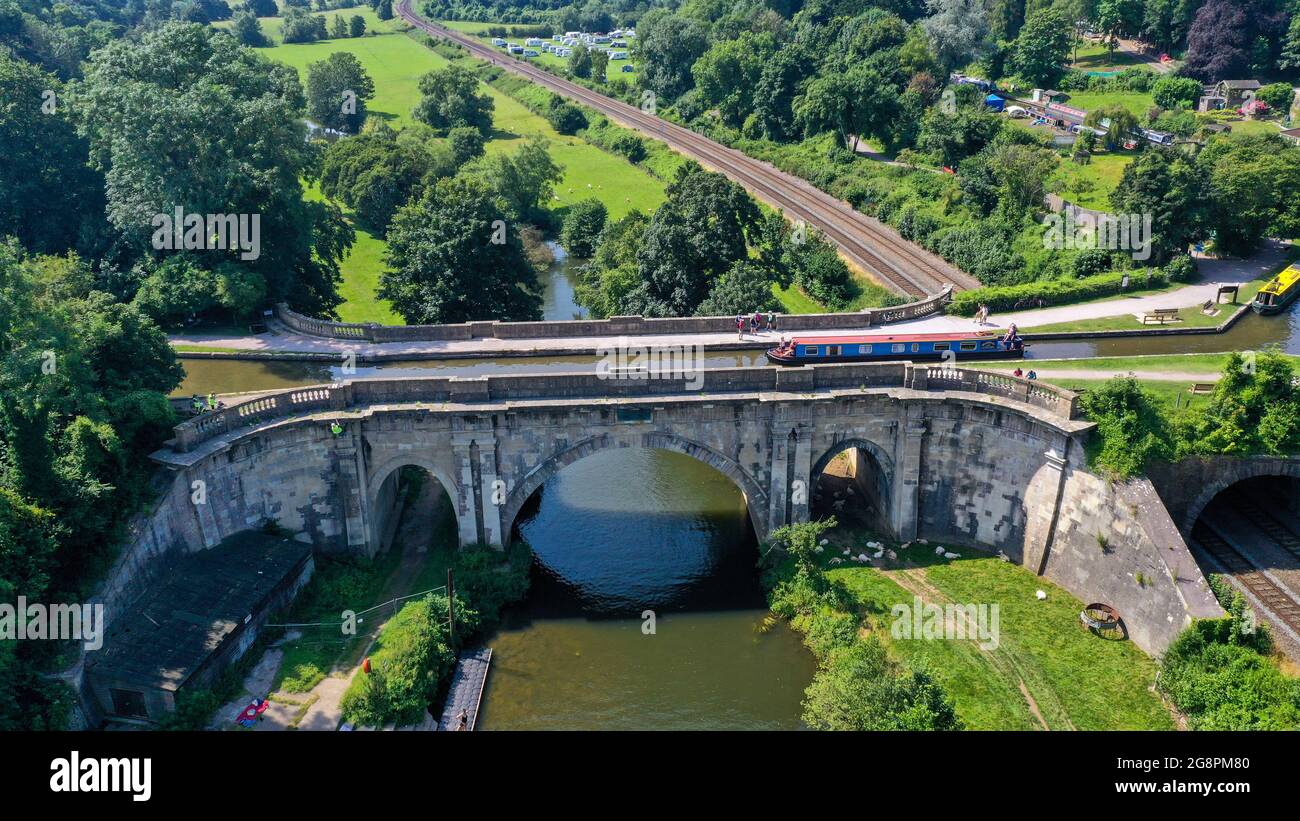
[477,447,817,730]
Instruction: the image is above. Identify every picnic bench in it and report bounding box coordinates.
[1188,382,1216,395]
[1140,307,1180,324]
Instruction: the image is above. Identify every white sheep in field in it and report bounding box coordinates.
[842,548,851,556]
[856,553,870,563]
[934,546,945,556]
[819,539,829,546]
[872,550,884,559]
[886,550,897,561]
[832,500,845,510]
[918,538,929,545]
[1035,590,1047,601]
[943,552,960,560]
[829,557,844,565]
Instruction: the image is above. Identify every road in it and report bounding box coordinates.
[395,1,977,298]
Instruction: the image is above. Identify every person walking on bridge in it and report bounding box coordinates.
[736,315,745,339]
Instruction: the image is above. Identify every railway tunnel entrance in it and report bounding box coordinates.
[1189,475,1300,660]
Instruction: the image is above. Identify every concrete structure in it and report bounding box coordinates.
[121,361,1221,655]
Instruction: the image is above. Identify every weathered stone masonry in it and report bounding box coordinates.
[103,363,1221,657]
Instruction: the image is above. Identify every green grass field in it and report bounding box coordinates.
[821,527,1173,730]
[1061,89,1156,117]
[1053,150,1134,210]
[1069,39,1148,73]
[233,16,668,321]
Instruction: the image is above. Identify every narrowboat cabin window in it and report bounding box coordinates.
[891,343,905,353]
[981,342,996,350]
[911,343,920,352]
[934,342,950,351]
[826,345,841,356]
[960,341,978,351]
[805,346,820,356]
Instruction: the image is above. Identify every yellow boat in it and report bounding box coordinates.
[1252,264,1300,315]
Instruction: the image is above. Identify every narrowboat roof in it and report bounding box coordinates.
[1258,264,1300,296]
[787,331,1001,345]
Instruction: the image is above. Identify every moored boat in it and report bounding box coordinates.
[1252,264,1300,315]
[765,330,1025,365]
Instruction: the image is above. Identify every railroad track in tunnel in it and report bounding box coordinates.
[1190,520,1300,636]
[396,0,979,298]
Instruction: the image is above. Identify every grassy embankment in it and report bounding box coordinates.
[781,522,1174,729]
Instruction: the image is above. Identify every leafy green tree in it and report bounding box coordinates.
[281,7,326,42]
[560,198,607,257]
[545,94,588,134]
[1197,135,1300,254]
[1256,82,1294,112]
[1175,351,1300,456]
[1011,8,1071,86]
[1077,376,1171,477]
[75,22,353,316]
[0,55,106,256]
[467,138,563,223]
[694,259,778,315]
[320,123,451,234]
[1110,147,1207,264]
[1085,104,1138,147]
[307,51,374,133]
[413,64,494,136]
[795,63,899,150]
[922,0,992,72]
[447,125,486,165]
[349,14,365,37]
[750,44,813,141]
[1151,76,1202,110]
[329,13,346,39]
[692,31,776,128]
[246,0,277,16]
[376,0,392,20]
[568,43,593,78]
[636,9,709,100]
[380,175,542,324]
[231,10,269,46]
[631,164,763,316]
[803,638,963,731]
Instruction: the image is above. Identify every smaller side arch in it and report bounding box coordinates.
[810,436,896,536]
[366,454,461,553]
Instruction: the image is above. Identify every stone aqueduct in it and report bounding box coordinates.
[105,361,1226,656]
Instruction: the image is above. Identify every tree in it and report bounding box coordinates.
[1151,76,1202,109]
[568,43,593,78]
[1110,147,1207,265]
[795,64,899,150]
[76,22,353,316]
[1095,0,1143,59]
[231,10,269,46]
[467,138,563,223]
[319,124,450,234]
[349,14,365,37]
[636,9,710,100]
[413,65,494,136]
[0,55,106,256]
[803,639,962,731]
[1197,135,1300,254]
[632,164,763,316]
[561,198,607,257]
[1011,8,1071,86]
[545,94,587,134]
[1085,103,1138,147]
[1256,82,1294,112]
[695,259,778,315]
[447,125,486,165]
[329,13,346,39]
[692,31,777,128]
[281,7,327,42]
[306,52,374,133]
[379,175,542,324]
[376,0,392,20]
[590,49,609,82]
[921,0,991,72]
[751,45,813,141]
[1182,0,1287,82]
[246,0,277,16]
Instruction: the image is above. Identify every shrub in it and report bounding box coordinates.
[1256,83,1294,113]
[1077,376,1171,478]
[1159,623,1300,730]
[560,198,608,258]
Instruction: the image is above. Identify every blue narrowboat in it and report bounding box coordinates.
[766,330,1025,365]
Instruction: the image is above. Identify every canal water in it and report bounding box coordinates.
[475,448,816,730]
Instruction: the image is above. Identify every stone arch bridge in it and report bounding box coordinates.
[156,363,1088,559]
[118,361,1223,655]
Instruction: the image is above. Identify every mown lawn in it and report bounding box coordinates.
[1069,39,1148,73]
[822,533,1174,730]
[1062,90,1156,117]
[1054,150,1134,210]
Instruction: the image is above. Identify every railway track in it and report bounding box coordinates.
[1191,521,1300,635]
[396,1,979,298]
[1226,495,1300,563]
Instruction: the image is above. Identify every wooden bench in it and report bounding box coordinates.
[1140,308,1180,324]
[1188,382,1216,395]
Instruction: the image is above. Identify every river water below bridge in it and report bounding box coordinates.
[476,447,816,730]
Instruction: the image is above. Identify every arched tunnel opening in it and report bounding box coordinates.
[1189,474,1300,661]
[811,443,892,537]
[372,465,458,558]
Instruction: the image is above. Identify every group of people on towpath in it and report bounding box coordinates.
[737,311,778,339]
[190,393,225,414]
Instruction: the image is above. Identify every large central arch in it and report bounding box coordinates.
[499,432,770,542]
